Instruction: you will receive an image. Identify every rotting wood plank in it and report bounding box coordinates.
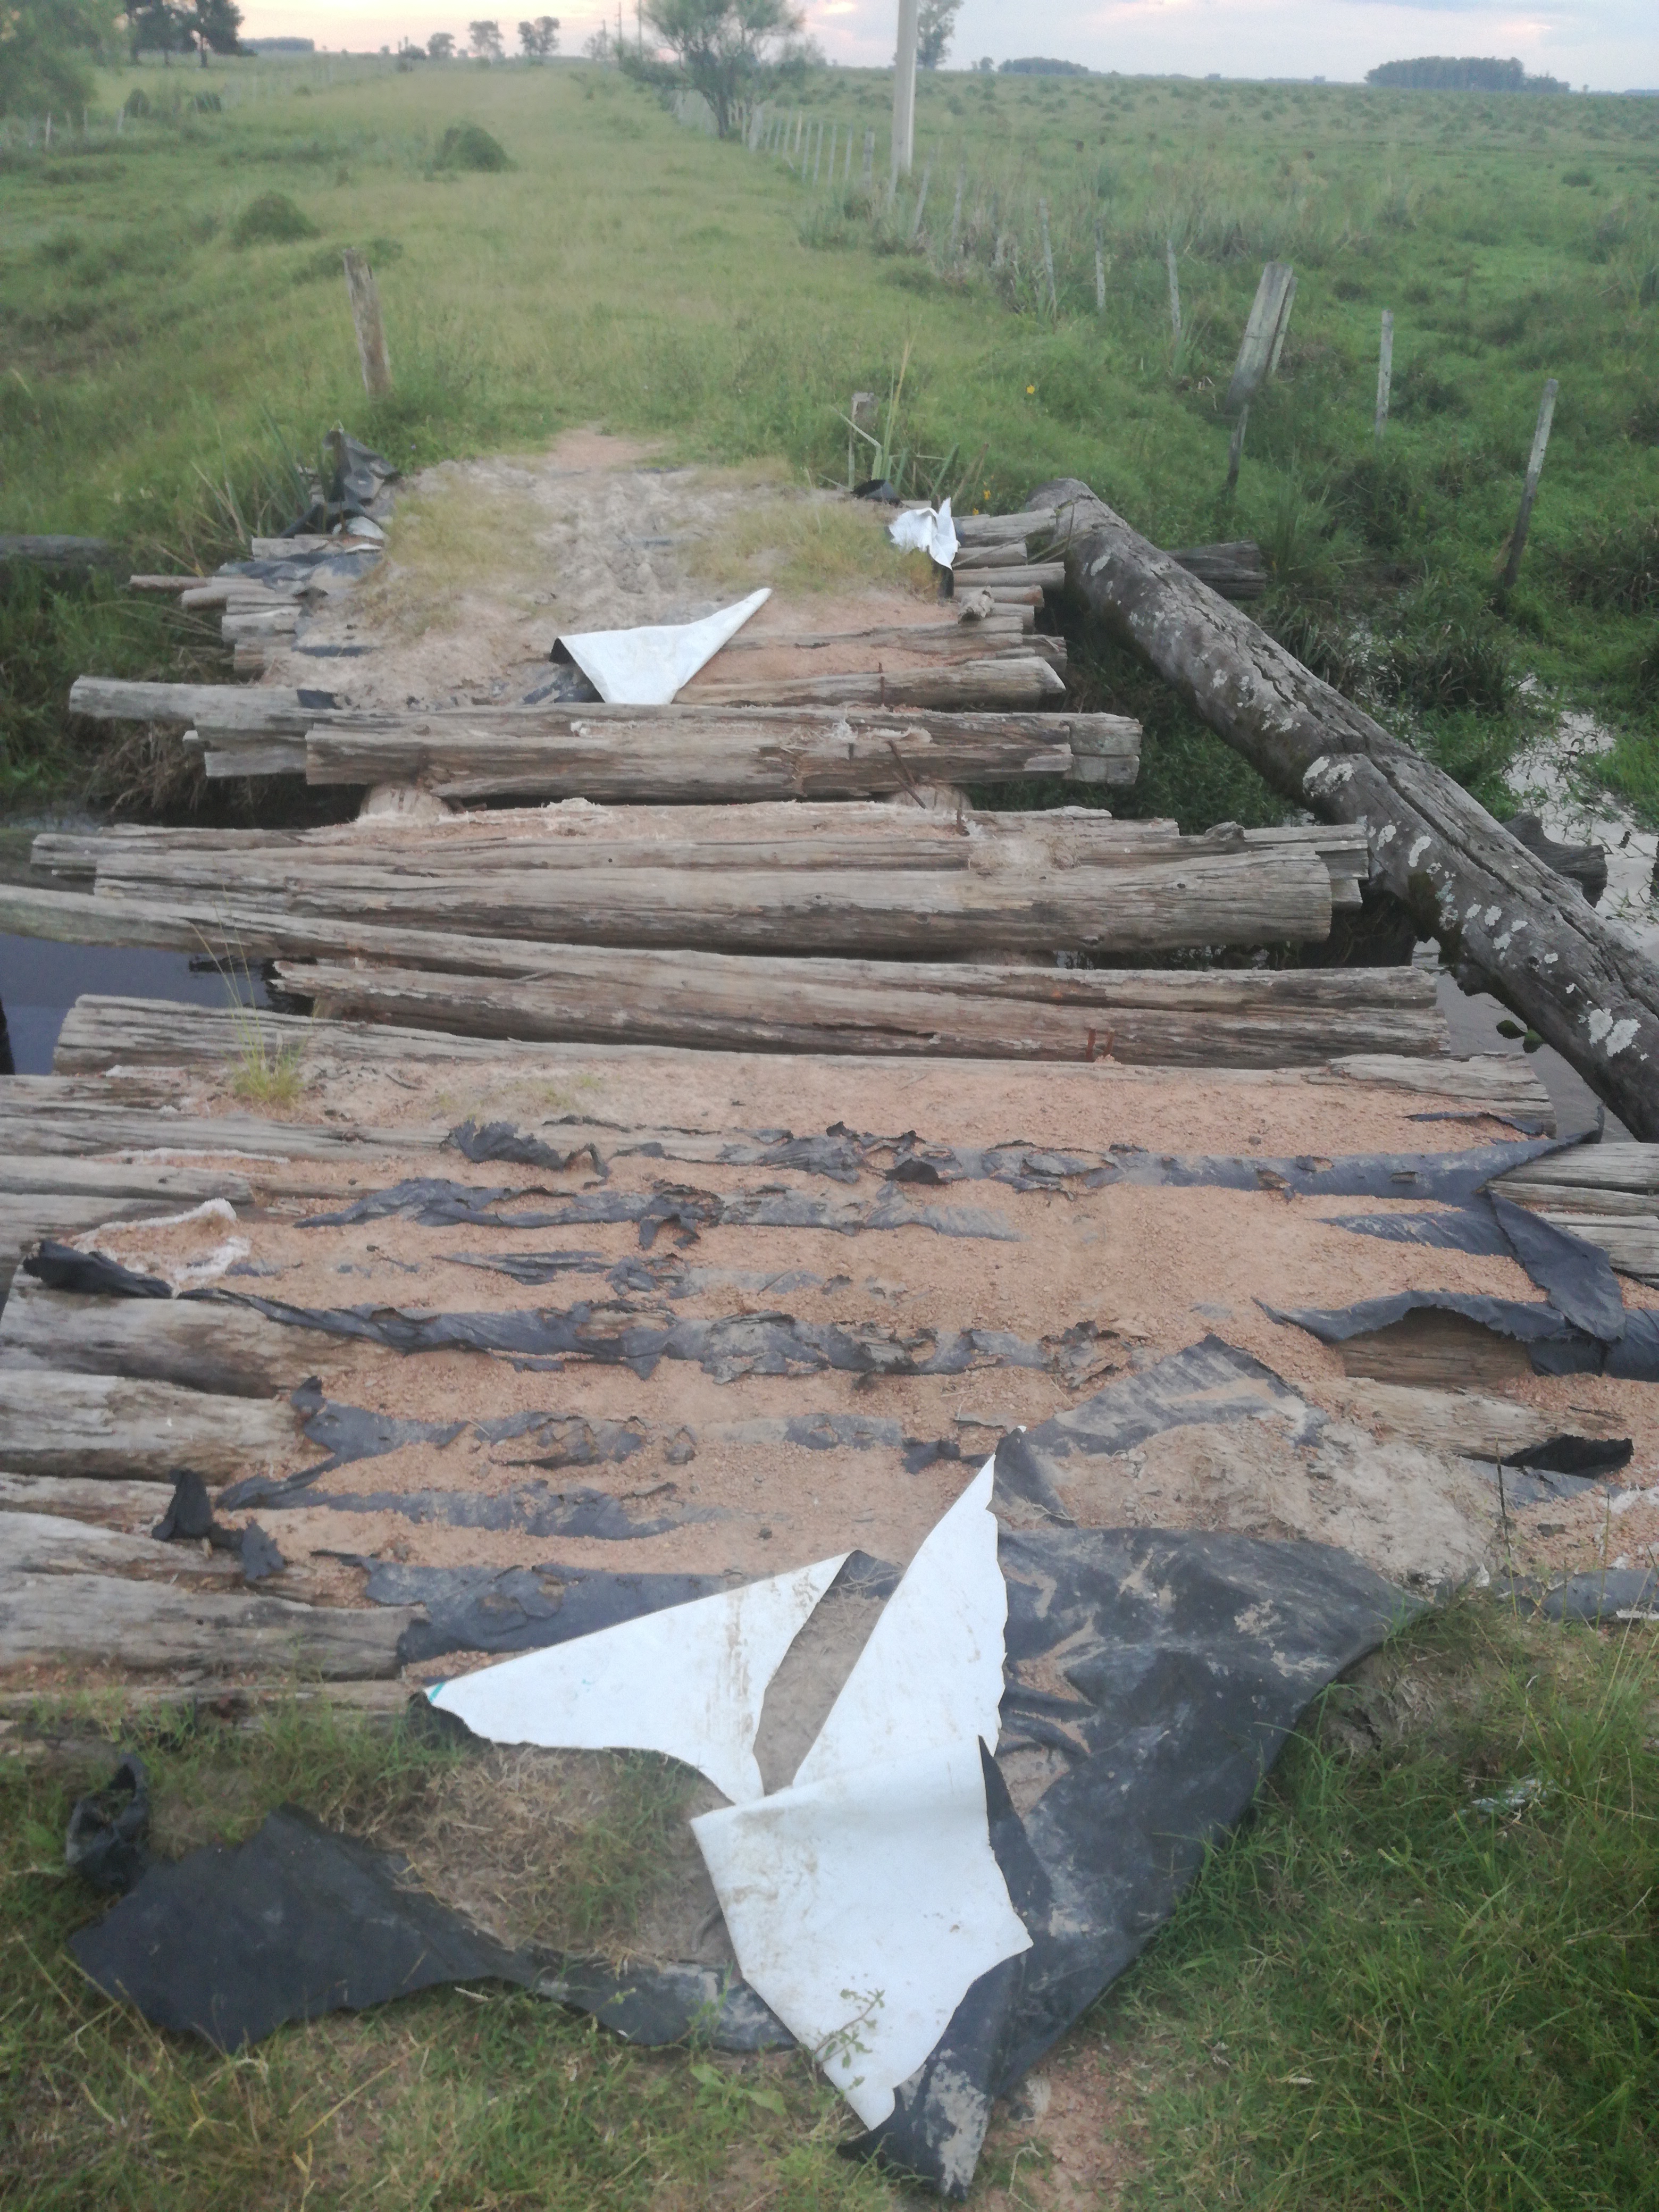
[69,849,1335,959]
[68,678,324,731]
[2,1194,225,1300]
[0,1372,299,1482]
[283,953,1448,1065]
[0,1474,183,1527]
[1,1512,325,1601]
[40,998,1553,1125]
[0,1572,412,1679]
[0,1075,445,1163]
[1330,1382,1580,1461]
[0,1280,304,1398]
[675,656,1065,711]
[0,1159,252,1205]
[1030,474,1659,1139]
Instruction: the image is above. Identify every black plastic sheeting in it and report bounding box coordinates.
[446,1120,607,1177]
[150,1470,287,1581]
[24,1241,171,1299]
[220,1381,468,1511]
[72,1806,531,2049]
[65,1755,152,1896]
[1267,1293,1659,1382]
[297,1177,1017,1246]
[66,1529,1409,2199]
[1328,1192,1627,1343]
[213,1292,1069,1386]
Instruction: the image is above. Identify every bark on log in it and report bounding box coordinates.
[0,1371,299,1481]
[1030,475,1659,1138]
[0,1571,412,1677]
[0,1473,186,1525]
[68,678,325,731]
[284,951,1445,1065]
[1,1511,324,1600]
[0,1280,304,1398]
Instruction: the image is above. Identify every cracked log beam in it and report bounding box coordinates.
[1030,475,1659,1139]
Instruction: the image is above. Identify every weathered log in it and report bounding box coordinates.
[0,1511,324,1598]
[1330,1382,1571,1461]
[0,1158,252,1205]
[283,951,1445,1065]
[68,677,329,731]
[945,564,1065,592]
[80,849,1334,959]
[0,1473,181,1525]
[711,616,1027,655]
[956,508,1059,544]
[1169,542,1268,601]
[2,1195,229,1299]
[0,1280,304,1397]
[300,706,1135,799]
[1493,1143,1659,1197]
[1031,475,1659,1139]
[0,1571,412,1677]
[1,535,120,572]
[953,542,1031,572]
[1503,811,1607,906]
[0,1074,441,1164]
[0,1372,298,1481]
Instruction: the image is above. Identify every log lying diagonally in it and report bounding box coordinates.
[1029,476,1659,1138]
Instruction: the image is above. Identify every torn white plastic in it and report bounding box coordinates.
[887,499,959,568]
[693,1739,1031,2129]
[558,588,771,705]
[426,1551,846,1804]
[794,1457,1005,1786]
[691,1460,1030,2128]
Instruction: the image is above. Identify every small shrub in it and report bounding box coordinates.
[1561,166,1594,187]
[123,88,150,119]
[1329,447,1427,554]
[1392,359,1469,418]
[1561,514,1659,615]
[434,122,511,172]
[1333,276,1367,300]
[1266,601,1368,696]
[192,90,222,114]
[232,192,320,247]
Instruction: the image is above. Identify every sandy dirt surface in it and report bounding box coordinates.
[258,429,948,710]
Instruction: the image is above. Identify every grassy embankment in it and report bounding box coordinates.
[2,1601,1654,2207]
[1,61,1656,826]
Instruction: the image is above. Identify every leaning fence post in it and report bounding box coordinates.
[949,165,964,256]
[1039,198,1058,317]
[1501,376,1559,590]
[1374,309,1394,441]
[1166,241,1182,340]
[1095,223,1106,314]
[1226,405,1250,499]
[341,249,393,397]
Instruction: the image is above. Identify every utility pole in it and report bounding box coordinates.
[891,0,918,181]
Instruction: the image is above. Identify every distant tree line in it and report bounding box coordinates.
[1365,56,1569,93]
[129,0,245,64]
[999,56,1090,77]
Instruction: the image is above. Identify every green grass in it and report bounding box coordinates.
[4,1604,1654,2207]
[2,58,1656,820]
[1103,1600,1659,2212]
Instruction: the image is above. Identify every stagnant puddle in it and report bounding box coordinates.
[0,935,272,1076]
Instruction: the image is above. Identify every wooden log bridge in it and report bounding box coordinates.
[1030,476,1659,1139]
[67,682,1141,797]
[26,803,1348,960]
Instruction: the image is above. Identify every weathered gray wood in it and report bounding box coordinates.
[68,678,320,731]
[0,535,119,572]
[0,1571,412,1677]
[1534,1212,1659,1285]
[1032,474,1659,1139]
[953,542,1030,572]
[1225,262,1297,414]
[892,0,917,178]
[1169,543,1268,602]
[714,616,1026,653]
[128,573,205,593]
[1333,1381,1566,1461]
[1,1195,220,1299]
[0,1511,314,1593]
[342,248,392,395]
[1503,812,1607,906]
[0,1159,252,1205]
[0,1473,180,1525]
[682,657,1064,710]
[1313,1052,1552,1124]
[0,1280,303,1397]
[0,1077,443,1168]
[946,564,1066,592]
[1501,378,1558,590]
[955,509,1060,546]
[1375,309,1394,441]
[1494,1143,1659,1196]
[283,951,1446,1065]
[73,839,1334,958]
[0,1372,298,1481]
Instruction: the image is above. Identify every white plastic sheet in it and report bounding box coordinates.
[886,498,959,568]
[558,588,771,706]
[691,1461,1031,2126]
[427,1551,847,1804]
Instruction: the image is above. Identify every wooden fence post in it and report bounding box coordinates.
[1501,377,1559,590]
[950,165,964,256]
[341,250,392,398]
[1095,223,1106,314]
[862,128,875,189]
[1374,309,1393,440]
[1166,241,1182,340]
[909,162,931,239]
[892,0,919,180]
[1039,198,1058,316]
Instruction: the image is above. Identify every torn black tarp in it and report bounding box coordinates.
[71,1805,530,2048]
[65,1755,151,1897]
[1266,1294,1659,1383]
[446,1120,607,1177]
[1327,1191,1627,1340]
[214,1294,1058,1385]
[298,1178,1017,1245]
[219,1381,468,1510]
[24,1241,171,1299]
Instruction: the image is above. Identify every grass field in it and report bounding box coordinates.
[3,1601,1654,2208]
[2,58,1656,827]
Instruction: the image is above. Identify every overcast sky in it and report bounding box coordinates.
[242,0,1656,94]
